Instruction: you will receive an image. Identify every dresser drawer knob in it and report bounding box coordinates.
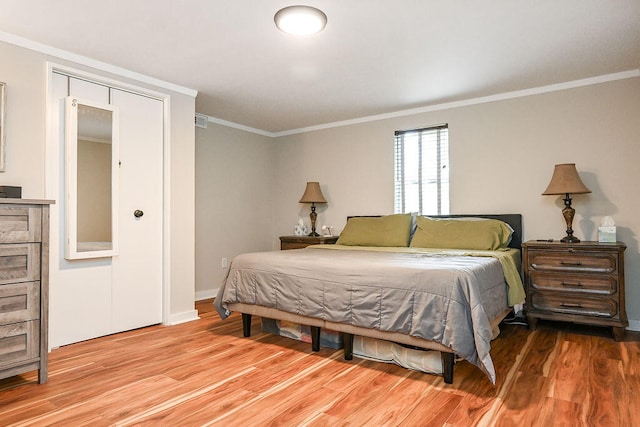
[560,302,583,308]
[560,261,582,266]
[561,281,583,287]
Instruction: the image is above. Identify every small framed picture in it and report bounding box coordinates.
[0,82,5,171]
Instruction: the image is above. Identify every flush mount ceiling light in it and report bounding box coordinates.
[274,5,327,36]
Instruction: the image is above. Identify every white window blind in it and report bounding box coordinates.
[394,125,449,215]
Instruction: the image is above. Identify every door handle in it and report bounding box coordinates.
[134,210,144,218]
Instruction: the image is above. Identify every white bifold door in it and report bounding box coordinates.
[50,74,163,347]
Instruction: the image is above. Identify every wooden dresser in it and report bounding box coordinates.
[279,235,338,250]
[522,240,627,341]
[0,199,53,383]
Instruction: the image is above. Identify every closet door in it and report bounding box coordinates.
[110,89,163,332]
[50,77,114,346]
[49,75,164,347]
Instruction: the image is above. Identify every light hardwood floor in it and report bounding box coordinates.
[1,299,638,426]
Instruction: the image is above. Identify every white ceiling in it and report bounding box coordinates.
[1,1,639,134]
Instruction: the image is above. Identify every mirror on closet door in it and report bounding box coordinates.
[65,97,119,260]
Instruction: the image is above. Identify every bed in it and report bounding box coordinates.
[214,213,524,384]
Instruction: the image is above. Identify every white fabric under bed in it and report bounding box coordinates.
[352,322,501,374]
[353,336,444,374]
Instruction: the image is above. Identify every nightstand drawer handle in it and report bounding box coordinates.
[560,302,583,308]
[561,281,583,287]
[560,261,583,266]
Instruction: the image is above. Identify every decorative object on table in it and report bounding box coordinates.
[294,218,308,236]
[598,216,617,243]
[0,185,21,198]
[321,225,334,237]
[0,82,6,171]
[298,182,327,236]
[542,163,591,243]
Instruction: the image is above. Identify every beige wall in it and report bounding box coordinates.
[195,77,640,326]
[6,35,634,327]
[195,122,274,299]
[0,39,197,324]
[0,41,47,196]
[270,77,640,325]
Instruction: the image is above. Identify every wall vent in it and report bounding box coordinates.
[195,113,208,129]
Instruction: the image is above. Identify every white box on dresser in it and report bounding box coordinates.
[0,198,53,384]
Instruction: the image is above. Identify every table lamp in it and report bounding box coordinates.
[542,163,591,243]
[299,182,327,236]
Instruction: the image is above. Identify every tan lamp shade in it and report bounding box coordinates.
[542,163,591,195]
[299,182,327,204]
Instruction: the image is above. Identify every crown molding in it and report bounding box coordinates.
[0,30,197,97]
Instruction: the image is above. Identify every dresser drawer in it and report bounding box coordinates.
[528,251,617,274]
[529,272,617,295]
[529,292,619,318]
[0,281,40,324]
[0,244,40,285]
[0,206,42,243]
[0,320,39,367]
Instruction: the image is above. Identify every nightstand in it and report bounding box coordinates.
[279,235,338,250]
[522,240,627,341]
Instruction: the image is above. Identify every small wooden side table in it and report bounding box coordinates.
[279,235,339,250]
[522,240,627,340]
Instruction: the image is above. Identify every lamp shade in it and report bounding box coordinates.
[299,182,327,204]
[542,163,591,195]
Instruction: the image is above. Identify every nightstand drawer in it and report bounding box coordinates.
[529,292,619,318]
[529,252,617,274]
[281,242,310,250]
[529,272,617,295]
[0,282,40,324]
[279,235,338,250]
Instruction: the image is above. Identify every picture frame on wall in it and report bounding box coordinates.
[0,82,5,171]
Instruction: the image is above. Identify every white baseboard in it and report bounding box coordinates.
[196,288,219,301]
[166,309,200,326]
[627,319,640,332]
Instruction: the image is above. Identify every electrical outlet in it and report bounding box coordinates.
[221,257,228,268]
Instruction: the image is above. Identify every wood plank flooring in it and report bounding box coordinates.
[1,299,638,426]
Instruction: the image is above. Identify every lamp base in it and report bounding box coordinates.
[561,235,581,243]
[308,232,320,237]
[560,194,580,244]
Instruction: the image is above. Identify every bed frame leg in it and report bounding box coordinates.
[441,352,454,384]
[310,326,320,352]
[342,333,354,360]
[241,313,252,337]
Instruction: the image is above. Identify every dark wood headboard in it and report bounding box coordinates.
[347,214,523,250]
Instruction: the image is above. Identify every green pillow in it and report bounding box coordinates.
[336,214,412,247]
[410,216,512,250]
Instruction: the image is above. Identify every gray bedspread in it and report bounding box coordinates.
[215,246,517,383]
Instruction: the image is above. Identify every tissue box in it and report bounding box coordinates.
[598,226,616,243]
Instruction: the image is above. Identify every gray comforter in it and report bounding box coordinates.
[215,246,517,382]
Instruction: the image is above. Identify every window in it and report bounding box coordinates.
[394,124,449,215]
